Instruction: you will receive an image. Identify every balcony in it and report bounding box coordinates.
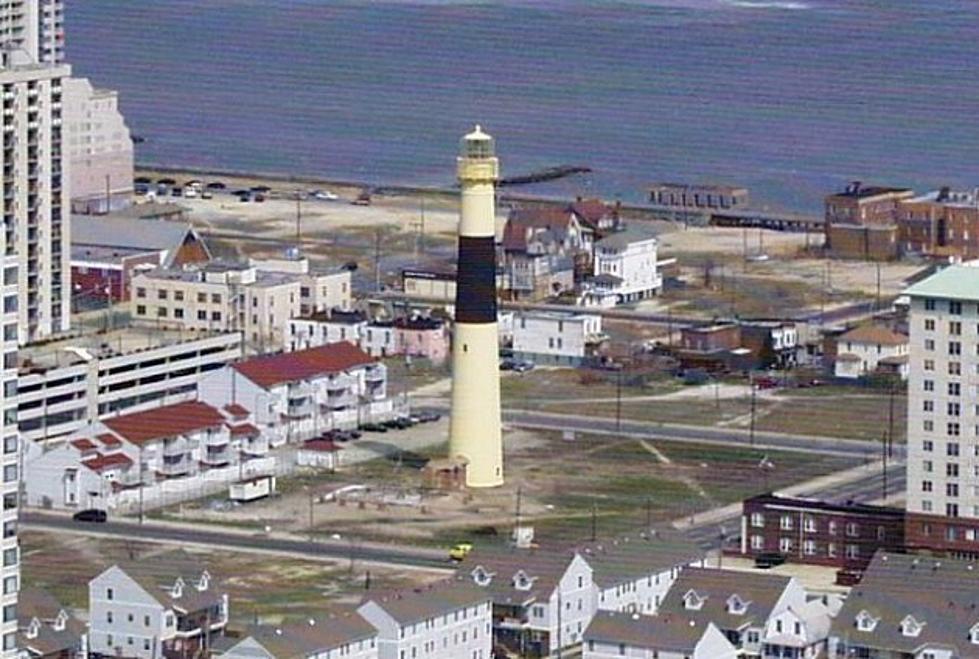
[160,456,192,477]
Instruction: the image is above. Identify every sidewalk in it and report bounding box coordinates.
[672,459,901,531]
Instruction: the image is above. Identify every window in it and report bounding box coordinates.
[924,339,935,351]
[174,308,184,319]
[211,293,221,304]
[211,311,221,321]
[949,402,961,416]
[846,522,859,537]
[924,379,934,392]
[804,516,816,532]
[803,539,816,555]
[949,382,961,396]
[174,290,184,301]
[922,480,933,492]
[923,439,934,452]
[948,483,959,497]
[924,359,935,371]
[948,441,961,455]
[106,588,113,600]
[950,300,963,315]
[924,400,934,412]
[157,307,167,318]
[924,299,936,311]
[197,310,206,321]
[780,514,793,531]
[925,318,936,331]
[947,503,959,518]
[779,537,792,553]
[751,534,763,550]
[197,292,206,303]
[157,289,168,300]
[136,287,146,299]
[136,305,146,316]
[950,321,963,335]
[846,544,859,558]
[950,362,961,375]
[827,520,837,536]
[947,463,960,478]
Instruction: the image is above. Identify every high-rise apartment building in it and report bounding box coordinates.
[0,0,71,343]
[905,265,979,557]
[37,0,62,65]
[0,228,18,658]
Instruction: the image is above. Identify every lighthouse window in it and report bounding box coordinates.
[463,344,468,353]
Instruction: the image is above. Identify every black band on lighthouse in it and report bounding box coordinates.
[455,236,497,324]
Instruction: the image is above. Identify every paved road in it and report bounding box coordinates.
[685,464,907,550]
[468,406,904,460]
[20,512,452,572]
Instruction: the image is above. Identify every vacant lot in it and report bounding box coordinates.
[20,532,444,625]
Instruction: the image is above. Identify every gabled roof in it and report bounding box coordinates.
[102,401,226,446]
[838,324,907,347]
[579,528,703,589]
[459,546,580,606]
[109,550,223,614]
[503,207,576,252]
[361,581,490,626]
[96,433,122,447]
[82,452,134,473]
[233,342,374,389]
[832,552,979,656]
[72,216,205,267]
[237,614,377,657]
[224,403,250,417]
[659,568,791,631]
[585,610,719,653]
[570,198,615,230]
[595,223,660,251]
[228,423,260,437]
[70,438,98,452]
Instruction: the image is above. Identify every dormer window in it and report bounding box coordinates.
[25,618,39,640]
[471,566,493,587]
[171,578,184,599]
[683,590,705,611]
[856,610,878,632]
[727,594,748,615]
[53,610,68,632]
[197,571,210,592]
[513,570,535,591]
[900,615,924,638]
[969,622,979,644]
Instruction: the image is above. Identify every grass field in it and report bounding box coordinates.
[20,533,443,625]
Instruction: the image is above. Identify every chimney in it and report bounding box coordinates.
[937,186,951,203]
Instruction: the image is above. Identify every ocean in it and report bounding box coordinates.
[65,0,979,212]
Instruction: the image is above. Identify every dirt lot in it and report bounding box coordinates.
[20,532,444,625]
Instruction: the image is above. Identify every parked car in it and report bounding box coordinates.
[360,422,387,433]
[449,542,473,562]
[416,411,441,423]
[72,509,107,523]
[500,358,516,371]
[313,189,339,201]
[754,376,779,390]
[351,190,372,206]
[512,360,535,373]
[754,552,786,569]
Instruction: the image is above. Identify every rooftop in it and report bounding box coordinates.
[233,342,375,389]
[361,581,489,625]
[904,265,979,302]
[838,324,908,347]
[585,610,711,652]
[71,215,202,267]
[905,188,979,208]
[745,493,905,519]
[236,615,377,657]
[649,182,749,195]
[102,401,228,446]
[18,326,239,374]
[828,182,913,201]
[595,223,660,250]
[832,552,979,656]
[659,567,792,631]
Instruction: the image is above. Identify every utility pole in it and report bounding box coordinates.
[591,502,597,542]
[138,446,145,524]
[749,380,757,447]
[104,174,111,214]
[881,431,888,501]
[373,229,382,293]
[875,261,882,311]
[645,497,651,529]
[887,383,896,459]
[615,367,623,433]
[515,486,522,533]
[742,227,748,272]
[296,191,303,255]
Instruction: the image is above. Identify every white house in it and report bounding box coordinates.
[831,552,979,659]
[762,599,833,659]
[198,342,396,448]
[220,615,379,659]
[583,610,737,659]
[286,310,369,352]
[585,529,707,615]
[24,400,272,511]
[89,551,229,659]
[584,225,663,307]
[356,582,492,659]
[461,530,706,656]
[833,324,909,380]
[17,589,87,659]
[658,568,814,658]
[511,311,606,366]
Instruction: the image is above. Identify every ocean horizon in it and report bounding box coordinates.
[65,0,979,212]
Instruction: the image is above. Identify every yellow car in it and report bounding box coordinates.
[449,542,473,562]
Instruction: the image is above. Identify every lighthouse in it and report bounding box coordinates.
[448,125,504,488]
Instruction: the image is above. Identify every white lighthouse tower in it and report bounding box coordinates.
[448,125,504,488]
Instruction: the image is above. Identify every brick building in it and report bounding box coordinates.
[824,182,912,259]
[898,187,979,259]
[738,494,905,572]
